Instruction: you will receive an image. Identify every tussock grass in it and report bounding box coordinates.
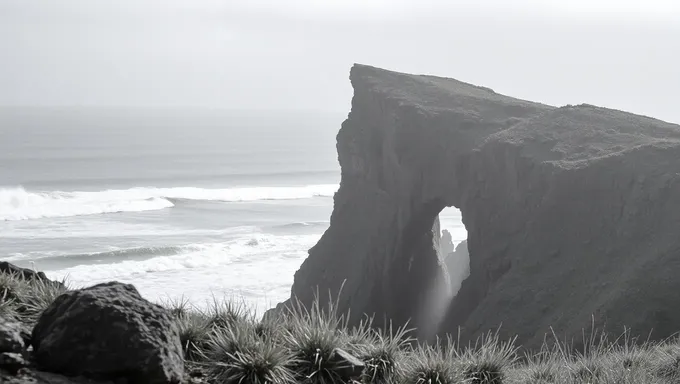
[358,320,413,384]
[0,269,68,324]
[215,340,297,384]
[519,349,562,383]
[455,330,518,384]
[400,339,458,384]
[159,295,214,361]
[279,294,356,384]
[208,295,253,330]
[5,269,680,384]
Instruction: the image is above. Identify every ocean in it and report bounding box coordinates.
[0,107,467,314]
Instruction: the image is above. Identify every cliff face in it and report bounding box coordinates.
[285,64,680,348]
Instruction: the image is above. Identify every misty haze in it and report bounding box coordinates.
[1,1,680,384]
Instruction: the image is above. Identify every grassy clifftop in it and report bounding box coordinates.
[2,270,680,384]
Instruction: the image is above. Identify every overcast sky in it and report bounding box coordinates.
[1,0,679,122]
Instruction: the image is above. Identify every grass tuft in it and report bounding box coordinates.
[280,293,358,384]
[176,310,213,361]
[359,320,413,384]
[456,331,518,384]
[0,269,68,324]
[520,348,561,383]
[400,339,458,384]
[200,319,296,384]
[653,343,680,381]
[216,341,297,384]
[208,295,253,330]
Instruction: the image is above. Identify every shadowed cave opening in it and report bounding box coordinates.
[389,202,470,340]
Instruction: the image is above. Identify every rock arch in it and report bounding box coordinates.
[276,64,680,350]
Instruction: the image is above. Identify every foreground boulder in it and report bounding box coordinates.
[31,281,184,384]
[276,63,680,349]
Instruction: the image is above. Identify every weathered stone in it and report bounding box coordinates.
[275,63,680,350]
[0,317,25,353]
[32,281,184,384]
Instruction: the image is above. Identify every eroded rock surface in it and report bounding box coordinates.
[31,281,184,384]
[279,64,680,349]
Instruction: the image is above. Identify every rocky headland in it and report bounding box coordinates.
[277,63,680,350]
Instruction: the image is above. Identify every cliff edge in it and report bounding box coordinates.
[282,64,680,349]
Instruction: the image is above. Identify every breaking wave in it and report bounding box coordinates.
[44,233,321,281]
[0,184,338,221]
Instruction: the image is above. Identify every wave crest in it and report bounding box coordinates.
[0,184,338,221]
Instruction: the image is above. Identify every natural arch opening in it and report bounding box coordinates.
[439,206,470,297]
[385,200,470,341]
[416,205,470,341]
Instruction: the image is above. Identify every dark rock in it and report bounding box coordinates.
[330,348,364,380]
[31,281,184,384]
[275,63,680,350]
[1,352,29,374]
[0,317,25,353]
[0,262,62,288]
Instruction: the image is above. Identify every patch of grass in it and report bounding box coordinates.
[652,343,680,381]
[199,319,258,367]
[159,295,214,361]
[359,320,413,384]
[254,311,287,344]
[207,295,253,330]
[520,348,562,383]
[400,339,458,384]
[0,289,19,321]
[0,271,26,302]
[176,310,213,361]
[456,330,518,384]
[200,319,296,384]
[9,268,680,384]
[0,269,68,324]
[604,330,654,375]
[159,295,193,318]
[280,293,359,384]
[216,340,297,384]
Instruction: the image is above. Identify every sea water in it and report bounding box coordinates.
[0,107,466,314]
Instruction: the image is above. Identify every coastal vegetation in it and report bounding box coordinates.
[2,269,680,384]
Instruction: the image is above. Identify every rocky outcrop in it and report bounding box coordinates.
[0,262,63,289]
[32,282,184,384]
[279,64,680,349]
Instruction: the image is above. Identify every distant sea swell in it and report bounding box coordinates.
[0,184,339,221]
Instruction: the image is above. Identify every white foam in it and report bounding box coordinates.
[0,221,257,239]
[46,233,320,314]
[47,234,316,280]
[0,184,339,221]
